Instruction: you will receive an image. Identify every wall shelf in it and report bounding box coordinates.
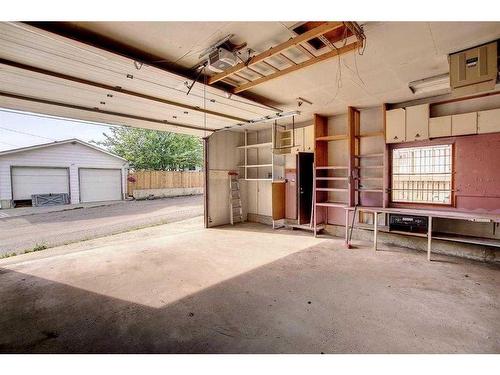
[356,188,384,193]
[238,130,277,181]
[316,201,348,208]
[315,134,348,142]
[316,188,348,192]
[316,177,349,181]
[355,131,384,138]
[316,166,348,170]
[238,164,273,168]
[354,153,384,158]
[237,142,273,149]
[354,165,384,169]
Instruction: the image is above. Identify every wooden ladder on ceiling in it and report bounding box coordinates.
[208,22,365,94]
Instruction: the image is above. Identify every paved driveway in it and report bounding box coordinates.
[0,195,203,256]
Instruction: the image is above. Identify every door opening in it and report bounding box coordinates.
[297,152,314,225]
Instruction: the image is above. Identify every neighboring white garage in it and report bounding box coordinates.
[79,168,122,203]
[0,139,128,208]
[12,167,70,200]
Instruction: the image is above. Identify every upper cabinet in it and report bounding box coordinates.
[405,104,429,141]
[386,108,406,143]
[429,115,452,138]
[478,108,500,134]
[386,100,500,143]
[303,125,315,152]
[451,112,477,136]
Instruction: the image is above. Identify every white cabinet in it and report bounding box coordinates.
[478,108,500,134]
[429,115,452,138]
[405,104,429,141]
[246,180,258,214]
[452,112,477,136]
[257,180,272,217]
[386,108,406,143]
[292,127,304,154]
[303,125,315,152]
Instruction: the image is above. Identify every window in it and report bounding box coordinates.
[392,144,452,204]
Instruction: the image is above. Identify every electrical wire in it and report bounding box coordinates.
[0,125,56,141]
[0,140,19,147]
[203,67,207,138]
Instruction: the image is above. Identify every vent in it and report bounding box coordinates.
[450,41,498,91]
[292,22,353,51]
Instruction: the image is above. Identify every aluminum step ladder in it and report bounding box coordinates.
[229,172,243,225]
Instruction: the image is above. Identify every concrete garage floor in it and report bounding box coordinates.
[0,217,498,354]
[0,195,203,256]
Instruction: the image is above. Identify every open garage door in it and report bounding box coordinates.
[79,168,122,203]
[0,23,281,138]
[12,166,69,200]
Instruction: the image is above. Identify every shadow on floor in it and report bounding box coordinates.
[0,241,498,354]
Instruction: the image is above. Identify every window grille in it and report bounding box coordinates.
[392,144,452,204]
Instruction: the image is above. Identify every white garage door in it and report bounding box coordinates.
[79,168,122,203]
[12,167,69,200]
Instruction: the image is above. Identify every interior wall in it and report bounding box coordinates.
[390,132,500,239]
[207,130,248,227]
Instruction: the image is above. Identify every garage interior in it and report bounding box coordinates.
[0,20,499,354]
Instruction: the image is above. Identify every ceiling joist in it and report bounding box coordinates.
[207,21,344,85]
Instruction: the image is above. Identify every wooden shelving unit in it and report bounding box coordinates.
[313,106,388,231]
[238,130,273,181]
[313,113,351,229]
[316,134,349,142]
[351,106,385,212]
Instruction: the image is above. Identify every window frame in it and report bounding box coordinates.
[389,142,455,207]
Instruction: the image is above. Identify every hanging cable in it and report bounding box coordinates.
[203,69,207,138]
[0,125,55,141]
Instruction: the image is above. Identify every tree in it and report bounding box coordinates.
[93,127,203,171]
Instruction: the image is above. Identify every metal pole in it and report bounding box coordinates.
[427,216,433,261]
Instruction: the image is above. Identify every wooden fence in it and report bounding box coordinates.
[127,170,204,194]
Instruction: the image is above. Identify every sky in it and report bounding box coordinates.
[0,109,115,152]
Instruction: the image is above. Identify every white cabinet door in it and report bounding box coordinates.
[478,108,500,134]
[429,115,452,138]
[246,180,258,214]
[292,128,304,154]
[303,125,315,152]
[386,108,406,143]
[257,180,272,217]
[405,104,429,141]
[452,112,477,136]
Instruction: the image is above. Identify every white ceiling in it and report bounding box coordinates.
[1,21,499,134]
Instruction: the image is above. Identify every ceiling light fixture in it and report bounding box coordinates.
[409,73,450,95]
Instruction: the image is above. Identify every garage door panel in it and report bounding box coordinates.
[12,167,69,200]
[79,168,122,203]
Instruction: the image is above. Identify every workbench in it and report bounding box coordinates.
[341,206,500,261]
